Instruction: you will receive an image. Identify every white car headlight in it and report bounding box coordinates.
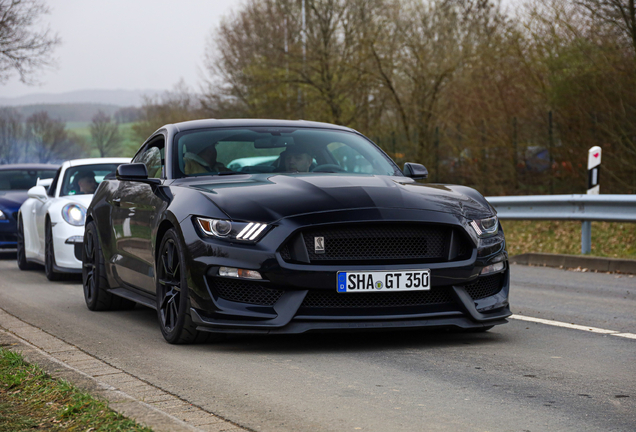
[62,204,87,226]
[470,216,499,238]
[196,217,269,242]
[0,209,5,220]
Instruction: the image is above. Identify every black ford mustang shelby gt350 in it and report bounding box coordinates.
[83,119,510,343]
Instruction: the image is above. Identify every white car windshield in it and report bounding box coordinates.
[175,128,401,177]
[60,164,122,196]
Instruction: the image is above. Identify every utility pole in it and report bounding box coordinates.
[548,111,554,194]
[298,0,306,117]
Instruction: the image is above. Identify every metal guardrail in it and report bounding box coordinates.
[486,194,636,254]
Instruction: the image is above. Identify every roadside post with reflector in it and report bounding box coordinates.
[582,146,602,254]
[587,146,601,195]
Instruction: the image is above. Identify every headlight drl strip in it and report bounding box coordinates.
[238,223,267,240]
[237,223,255,239]
[249,224,267,240]
[470,220,482,236]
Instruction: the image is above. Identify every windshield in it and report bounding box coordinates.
[0,169,57,191]
[175,128,401,177]
[60,164,122,196]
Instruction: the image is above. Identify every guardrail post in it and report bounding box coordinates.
[581,221,592,254]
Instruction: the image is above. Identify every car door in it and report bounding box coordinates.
[29,167,62,260]
[113,137,166,292]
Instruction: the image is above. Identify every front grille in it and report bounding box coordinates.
[281,223,471,265]
[463,273,504,300]
[301,287,455,308]
[210,278,284,306]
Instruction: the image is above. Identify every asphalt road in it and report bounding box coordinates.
[0,252,634,432]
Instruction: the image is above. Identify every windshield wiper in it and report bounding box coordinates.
[215,171,247,176]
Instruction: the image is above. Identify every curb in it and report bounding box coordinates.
[0,308,247,432]
[510,253,636,274]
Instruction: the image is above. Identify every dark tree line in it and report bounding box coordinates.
[121,0,636,195]
[192,0,635,194]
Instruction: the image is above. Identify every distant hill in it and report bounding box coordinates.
[8,104,124,122]
[0,88,161,107]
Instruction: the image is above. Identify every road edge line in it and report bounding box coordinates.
[510,314,636,339]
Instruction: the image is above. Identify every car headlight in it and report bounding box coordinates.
[196,217,270,242]
[62,204,87,226]
[470,216,499,238]
[0,209,5,220]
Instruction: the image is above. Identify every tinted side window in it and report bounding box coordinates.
[134,137,165,179]
[327,142,374,173]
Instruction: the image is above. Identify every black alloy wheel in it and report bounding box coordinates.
[16,216,37,270]
[83,221,135,311]
[157,229,212,344]
[44,220,63,281]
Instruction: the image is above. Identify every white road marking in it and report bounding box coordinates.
[613,333,636,340]
[510,314,636,340]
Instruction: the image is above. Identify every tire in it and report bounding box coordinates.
[17,216,38,270]
[156,229,212,344]
[44,220,63,281]
[83,221,136,311]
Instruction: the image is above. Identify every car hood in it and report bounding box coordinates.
[186,174,492,223]
[56,194,94,207]
[0,190,29,212]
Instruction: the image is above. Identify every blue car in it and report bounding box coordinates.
[0,164,59,249]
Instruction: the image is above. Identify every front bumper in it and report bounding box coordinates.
[0,214,17,249]
[51,223,84,271]
[181,209,511,334]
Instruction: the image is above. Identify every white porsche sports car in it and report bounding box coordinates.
[17,158,130,280]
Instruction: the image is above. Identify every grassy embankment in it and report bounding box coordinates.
[0,347,152,432]
[502,220,636,259]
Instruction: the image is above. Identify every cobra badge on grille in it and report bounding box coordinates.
[314,236,325,254]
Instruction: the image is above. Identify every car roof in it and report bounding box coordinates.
[66,158,131,167]
[170,119,356,133]
[0,163,59,171]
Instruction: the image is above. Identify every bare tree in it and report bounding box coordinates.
[0,107,24,163]
[203,0,380,126]
[90,110,121,157]
[131,82,202,143]
[576,0,636,55]
[0,0,60,84]
[25,111,82,162]
[132,81,204,143]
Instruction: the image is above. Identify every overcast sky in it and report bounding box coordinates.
[2,0,520,99]
[2,0,238,98]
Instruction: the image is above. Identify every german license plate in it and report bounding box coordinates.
[336,270,430,293]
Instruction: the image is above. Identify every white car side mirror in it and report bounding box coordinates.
[36,177,53,188]
[27,185,48,202]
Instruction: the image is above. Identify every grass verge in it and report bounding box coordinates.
[0,347,152,432]
[502,220,636,259]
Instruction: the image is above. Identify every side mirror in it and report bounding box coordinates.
[403,162,428,179]
[36,178,53,188]
[117,163,148,180]
[27,185,48,202]
[116,163,161,185]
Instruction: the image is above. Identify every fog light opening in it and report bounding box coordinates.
[480,261,505,275]
[65,235,84,244]
[219,267,262,280]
